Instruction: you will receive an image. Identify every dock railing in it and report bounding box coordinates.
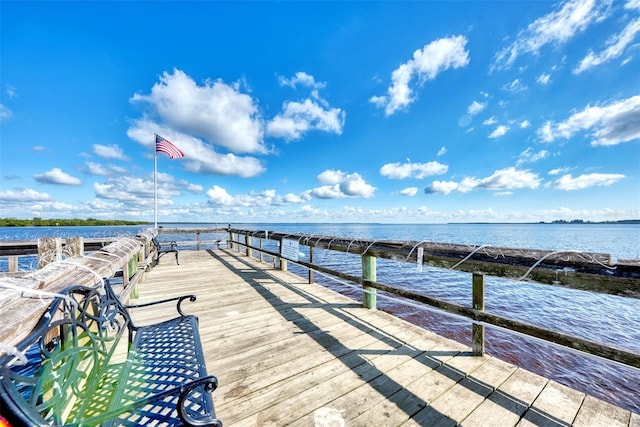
[0,229,159,346]
[226,228,640,371]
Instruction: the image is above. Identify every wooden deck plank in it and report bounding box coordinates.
[128,249,637,426]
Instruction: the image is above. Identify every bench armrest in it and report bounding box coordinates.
[125,295,197,317]
[178,376,222,427]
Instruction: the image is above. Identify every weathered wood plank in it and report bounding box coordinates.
[572,395,631,427]
[519,380,586,426]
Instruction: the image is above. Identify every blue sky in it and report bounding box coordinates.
[1,0,639,224]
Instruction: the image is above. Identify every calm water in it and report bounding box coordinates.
[1,222,639,413]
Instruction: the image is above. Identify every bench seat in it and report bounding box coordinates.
[152,236,179,265]
[0,280,221,426]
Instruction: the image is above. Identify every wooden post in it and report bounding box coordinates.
[8,256,18,272]
[280,258,288,272]
[196,232,201,251]
[259,238,264,263]
[245,235,251,257]
[308,246,314,284]
[472,272,485,356]
[65,237,84,257]
[38,237,62,268]
[362,255,377,309]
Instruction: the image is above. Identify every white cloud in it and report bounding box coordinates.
[317,169,346,184]
[94,176,156,205]
[266,98,345,141]
[549,167,571,175]
[437,146,447,156]
[5,86,17,99]
[207,185,316,207]
[425,180,460,195]
[627,0,640,10]
[520,120,531,128]
[426,167,541,194]
[278,72,326,89]
[492,0,612,70]
[536,73,552,85]
[489,125,510,138]
[130,68,265,154]
[537,95,640,146]
[310,185,345,199]
[503,78,527,93]
[483,116,498,125]
[573,17,640,73]
[85,161,110,176]
[552,173,625,190]
[399,187,419,196]
[517,148,549,166]
[371,35,470,115]
[93,144,129,161]
[0,104,12,121]
[206,185,238,206]
[33,168,82,186]
[380,161,448,179]
[467,101,486,115]
[312,170,376,198]
[0,188,52,202]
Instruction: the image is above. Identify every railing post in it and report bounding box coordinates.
[308,246,314,284]
[196,231,201,251]
[472,272,485,356]
[65,237,84,257]
[38,237,62,268]
[362,255,377,309]
[245,235,251,257]
[259,237,264,262]
[8,256,18,272]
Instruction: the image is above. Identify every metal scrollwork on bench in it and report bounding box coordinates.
[0,281,221,427]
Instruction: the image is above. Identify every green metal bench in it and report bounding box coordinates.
[153,236,180,265]
[0,280,221,426]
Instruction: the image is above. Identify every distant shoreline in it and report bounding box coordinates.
[447,219,640,225]
[0,218,638,227]
[0,218,151,227]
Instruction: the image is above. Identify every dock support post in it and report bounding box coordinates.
[38,237,62,269]
[196,232,201,251]
[259,237,264,263]
[472,272,485,356]
[8,256,18,272]
[308,246,314,284]
[362,255,377,309]
[281,258,288,272]
[65,237,84,258]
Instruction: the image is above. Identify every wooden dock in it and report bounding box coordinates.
[131,248,638,426]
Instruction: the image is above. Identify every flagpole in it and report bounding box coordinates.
[154,133,158,229]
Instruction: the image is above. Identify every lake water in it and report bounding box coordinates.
[1,222,639,413]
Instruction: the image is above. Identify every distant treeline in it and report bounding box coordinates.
[543,219,640,224]
[0,218,151,227]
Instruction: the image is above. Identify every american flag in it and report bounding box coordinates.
[155,135,185,159]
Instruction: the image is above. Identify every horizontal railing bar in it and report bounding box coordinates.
[227,229,640,298]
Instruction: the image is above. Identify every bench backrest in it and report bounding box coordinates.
[0,284,132,426]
